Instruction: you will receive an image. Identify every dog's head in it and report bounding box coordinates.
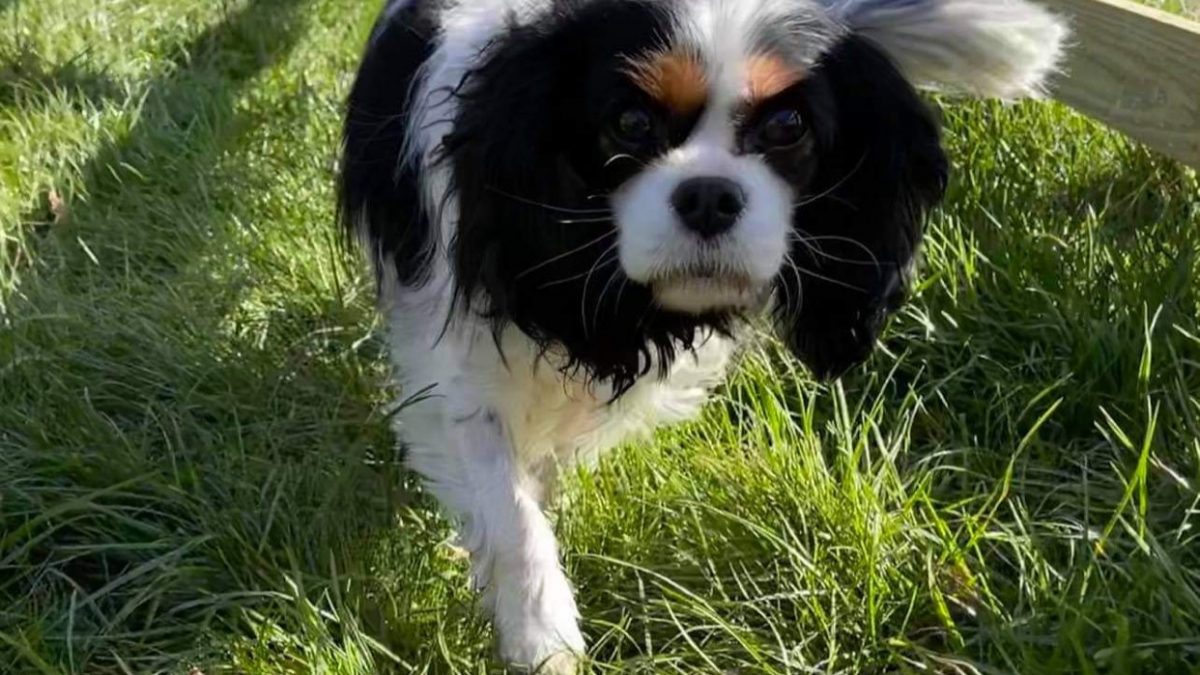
[431,0,1065,390]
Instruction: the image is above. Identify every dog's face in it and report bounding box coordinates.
[437,0,1062,390]
[601,26,947,379]
[609,46,819,316]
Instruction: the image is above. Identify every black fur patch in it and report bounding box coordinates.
[441,0,735,395]
[338,0,438,286]
[771,34,949,380]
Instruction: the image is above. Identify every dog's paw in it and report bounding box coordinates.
[502,646,583,675]
[534,651,580,675]
[497,603,584,674]
[499,624,584,674]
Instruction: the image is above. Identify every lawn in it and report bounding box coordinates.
[2,0,1199,673]
[1139,0,1200,19]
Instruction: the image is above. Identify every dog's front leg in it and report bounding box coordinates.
[411,404,583,673]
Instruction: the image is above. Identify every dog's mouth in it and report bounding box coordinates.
[649,266,764,314]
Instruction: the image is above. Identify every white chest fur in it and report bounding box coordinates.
[381,269,734,493]
[375,270,733,670]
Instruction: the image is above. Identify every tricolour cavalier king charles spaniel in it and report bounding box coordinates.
[339,0,1066,670]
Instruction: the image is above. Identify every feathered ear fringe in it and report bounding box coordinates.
[820,0,1069,99]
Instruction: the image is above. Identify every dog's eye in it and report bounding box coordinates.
[612,107,655,145]
[758,109,805,148]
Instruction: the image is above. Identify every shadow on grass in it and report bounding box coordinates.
[0,0,462,672]
[0,49,124,111]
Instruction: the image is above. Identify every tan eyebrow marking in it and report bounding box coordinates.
[623,49,708,116]
[745,54,804,103]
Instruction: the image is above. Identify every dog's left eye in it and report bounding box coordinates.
[612,107,655,145]
[756,109,805,149]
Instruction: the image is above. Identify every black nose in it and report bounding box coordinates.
[671,176,746,238]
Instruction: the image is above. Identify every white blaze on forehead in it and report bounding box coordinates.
[678,1,761,100]
[670,0,841,80]
[665,0,841,148]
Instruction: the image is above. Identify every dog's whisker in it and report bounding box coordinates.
[516,230,617,279]
[795,193,859,210]
[603,153,641,168]
[788,229,830,263]
[612,275,630,314]
[535,248,619,290]
[789,231,882,269]
[557,216,614,225]
[579,245,620,338]
[792,231,882,270]
[791,153,867,208]
[793,263,869,293]
[591,265,624,335]
[486,185,613,215]
[780,259,796,314]
[774,271,794,316]
[781,252,805,315]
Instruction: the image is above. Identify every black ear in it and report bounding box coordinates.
[442,1,668,320]
[338,4,437,287]
[775,34,948,380]
[440,18,578,318]
[439,3,717,395]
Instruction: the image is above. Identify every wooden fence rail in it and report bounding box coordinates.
[1044,0,1200,168]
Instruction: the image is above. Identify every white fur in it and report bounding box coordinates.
[821,0,1069,98]
[364,0,1067,670]
[612,139,794,313]
[378,262,732,668]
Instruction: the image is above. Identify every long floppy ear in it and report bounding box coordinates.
[441,2,721,394]
[821,0,1069,98]
[775,34,949,381]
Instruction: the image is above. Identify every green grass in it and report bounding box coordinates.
[2,0,1199,673]
[1135,0,1200,19]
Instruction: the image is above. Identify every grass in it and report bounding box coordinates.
[1135,0,1200,20]
[1,0,1198,673]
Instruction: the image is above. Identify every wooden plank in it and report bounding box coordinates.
[1043,0,1200,167]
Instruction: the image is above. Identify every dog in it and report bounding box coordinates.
[339,0,1066,670]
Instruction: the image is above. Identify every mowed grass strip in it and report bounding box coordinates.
[2,0,1198,673]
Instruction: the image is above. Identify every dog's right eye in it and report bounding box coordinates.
[612,107,655,145]
[756,108,805,149]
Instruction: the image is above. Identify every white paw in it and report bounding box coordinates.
[497,611,584,673]
[532,651,580,675]
[493,571,585,673]
[504,649,580,675]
